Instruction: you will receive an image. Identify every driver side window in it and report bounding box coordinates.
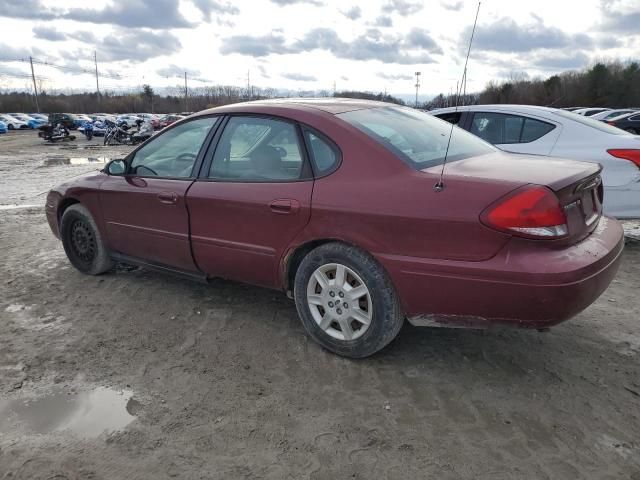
[130,117,218,178]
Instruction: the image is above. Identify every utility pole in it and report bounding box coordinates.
[246,70,250,99]
[29,56,40,113]
[414,71,421,108]
[94,51,100,109]
[333,80,336,96]
[184,71,188,112]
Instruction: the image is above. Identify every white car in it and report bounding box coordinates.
[0,114,28,130]
[590,109,638,121]
[430,104,640,218]
[573,107,612,117]
[116,114,144,128]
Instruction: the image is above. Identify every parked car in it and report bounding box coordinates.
[72,114,93,128]
[590,109,638,121]
[151,114,184,130]
[0,121,7,134]
[29,113,49,122]
[430,104,640,218]
[606,111,640,134]
[573,107,612,117]
[45,99,623,358]
[116,115,143,128]
[0,114,28,130]
[9,114,47,129]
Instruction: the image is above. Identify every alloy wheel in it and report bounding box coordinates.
[306,263,372,341]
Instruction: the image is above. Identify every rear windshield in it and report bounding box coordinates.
[338,106,495,169]
[552,109,630,135]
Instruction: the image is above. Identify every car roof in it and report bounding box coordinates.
[197,97,393,116]
[429,104,566,116]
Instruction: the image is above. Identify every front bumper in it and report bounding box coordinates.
[378,216,624,329]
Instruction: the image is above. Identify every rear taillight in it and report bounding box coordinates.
[607,149,640,169]
[481,186,568,239]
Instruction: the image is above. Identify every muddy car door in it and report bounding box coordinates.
[99,117,220,271]
[187,115,313,288]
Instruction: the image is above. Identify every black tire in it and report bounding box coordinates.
[60,204,114,275]
[294,242,404,358]
[8,124,14,130]
[625,128,638,135]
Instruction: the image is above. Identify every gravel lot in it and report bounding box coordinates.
[1,130,639,479]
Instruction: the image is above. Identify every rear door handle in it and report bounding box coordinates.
[269,199,300,214]
[157,192,179,205]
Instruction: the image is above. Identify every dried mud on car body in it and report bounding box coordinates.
[1,130,640,479]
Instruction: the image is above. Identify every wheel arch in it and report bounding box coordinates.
[57,197,81,226]
[282,237,391,295]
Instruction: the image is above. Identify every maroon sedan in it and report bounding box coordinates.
[46,99,624,357]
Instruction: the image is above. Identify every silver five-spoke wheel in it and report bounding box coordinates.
[306,263,372,341]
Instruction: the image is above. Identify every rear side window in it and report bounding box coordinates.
[470,112,555,144]
[209,116,307,182]
[304,130,340,175]
[434,112,462,125]
[629,114,640,121]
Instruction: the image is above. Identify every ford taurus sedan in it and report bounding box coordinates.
[46,99,624,358]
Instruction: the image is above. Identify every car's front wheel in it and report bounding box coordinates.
[294,243,404,358]
[60,204,114,275]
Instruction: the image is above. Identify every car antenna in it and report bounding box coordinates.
[434,1,481,193]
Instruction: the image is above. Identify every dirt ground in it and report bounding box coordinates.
[1,130,639,479]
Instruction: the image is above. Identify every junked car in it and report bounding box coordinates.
[46,99,624,358]
[430,104,640,218]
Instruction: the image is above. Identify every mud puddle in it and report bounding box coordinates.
[0,386,137,438]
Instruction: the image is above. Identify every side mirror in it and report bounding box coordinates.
[105,159,126,176]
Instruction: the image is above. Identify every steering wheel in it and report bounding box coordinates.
[273,146,287,158]
[176,153,197,162]
[135,165,158,176]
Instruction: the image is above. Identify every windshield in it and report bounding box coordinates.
[552,109,630,135]
[338,106,496,169]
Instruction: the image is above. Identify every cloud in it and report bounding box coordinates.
[270,0,324,5]
[64,0,194,29]
[377,72,414,81]
[599,0,640,34]
[67,31,99,43]
[220,27,441,65]
[469,17,594,53]
[282,72,317,81]
[341,6,361,20]
[440,1,463,11]
[96,30,182,62]
[0,0,56,19]
[532,51,591,71]
[191,0,239,22]
[220,34,289,57]
[374,15,393,27]
[381,0,423,16]
[157,64,201,77]
[32,25,66,41]
[0,43,45,59]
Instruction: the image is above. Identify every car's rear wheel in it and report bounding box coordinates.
[60,204,113,275]
[625,128,638,134]
[294,243,404,358]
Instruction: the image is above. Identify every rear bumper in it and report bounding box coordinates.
[378,216,624,328]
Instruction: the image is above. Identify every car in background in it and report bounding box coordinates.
[45,99,623,358]
[0,121,7,134]
[573,107,612,117]
[430,104,640,218]
[0,114,28,130]
[590,109,638,121]
[116,114,143,128]
[562,107,585,112]
[605,111,640,134]
[71,114,93,128]
[9,113,47,129]
[29,113,49,122]
[151,114,184,130]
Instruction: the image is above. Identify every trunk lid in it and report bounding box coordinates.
[422,151,603,244]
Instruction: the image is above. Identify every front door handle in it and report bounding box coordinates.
[157,192,178,205]
[269,199,300,215]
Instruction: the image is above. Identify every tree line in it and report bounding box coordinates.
[1,60,637,114]
[423,60,640,110]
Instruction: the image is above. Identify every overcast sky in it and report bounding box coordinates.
[0,0,638,100]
